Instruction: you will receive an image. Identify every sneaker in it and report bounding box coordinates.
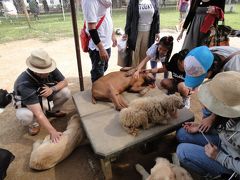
[28,123,40,136]
[183,96,191,109]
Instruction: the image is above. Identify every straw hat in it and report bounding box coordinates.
[26,49,56,73]
[198,71,240,118]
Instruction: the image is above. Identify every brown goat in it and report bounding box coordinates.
[92,68,155,110]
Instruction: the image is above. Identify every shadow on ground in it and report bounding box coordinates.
[0,76,202,180]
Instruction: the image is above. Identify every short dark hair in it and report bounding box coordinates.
[156,36,174,63]
[178,49,189,61]
[169,49,189,63]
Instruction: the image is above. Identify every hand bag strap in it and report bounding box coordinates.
[96,15,105,29]
[83,15,105,30]
[224,51,240,63]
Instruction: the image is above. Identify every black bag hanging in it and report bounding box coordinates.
[0,89,12,109]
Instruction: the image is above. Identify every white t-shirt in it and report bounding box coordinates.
[210,46,240,72]
[146,43,166,63]
[82,0,113,50]
[138,0,154,31]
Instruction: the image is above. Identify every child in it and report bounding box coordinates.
[133,36,174,79]
[176,0,190,32]
[151,49,191,109]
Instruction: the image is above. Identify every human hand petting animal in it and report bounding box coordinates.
[50,130,63,144]
[133,69,141,79]
[133,69,154,80]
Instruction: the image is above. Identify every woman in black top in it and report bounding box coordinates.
[177,0,225,51]
[123,0,160,67]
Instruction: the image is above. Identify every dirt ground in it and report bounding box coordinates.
[0,31,240,180]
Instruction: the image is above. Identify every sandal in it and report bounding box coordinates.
[28,123,40,136]
[46,110,66,118]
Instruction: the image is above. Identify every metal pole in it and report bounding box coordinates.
[69,0,84,91]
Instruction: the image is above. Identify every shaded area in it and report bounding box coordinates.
[0,76,202,179]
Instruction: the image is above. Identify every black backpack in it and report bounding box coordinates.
[0,89,12,109]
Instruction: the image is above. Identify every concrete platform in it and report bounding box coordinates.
[73,88,194,179]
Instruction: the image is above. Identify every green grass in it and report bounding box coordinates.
[0,5,239,43]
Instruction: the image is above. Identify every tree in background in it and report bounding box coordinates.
[42,0,49,13]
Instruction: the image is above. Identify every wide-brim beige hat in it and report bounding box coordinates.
[198,71,240,118]
[26,49,56,73]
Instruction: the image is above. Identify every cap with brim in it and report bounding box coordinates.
[184,46,213,88]
[185,73,207,89]
[26,57,56,74]
[198,72,240,118]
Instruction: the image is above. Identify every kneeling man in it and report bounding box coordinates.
[14,49,71,143]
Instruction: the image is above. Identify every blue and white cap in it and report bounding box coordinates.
[184,46,214,89]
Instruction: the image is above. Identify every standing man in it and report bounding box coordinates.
[82,0,117,82]
[14,49,71,143]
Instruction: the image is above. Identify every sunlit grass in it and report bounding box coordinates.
[0,4,239,43]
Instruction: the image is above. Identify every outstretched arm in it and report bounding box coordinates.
[133,56,152,79]
[27,103,62,143]
[150,66,167,74]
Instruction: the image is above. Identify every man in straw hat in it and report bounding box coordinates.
[13,49,71,143]
[176,71,240,179]
[183,45,240,133]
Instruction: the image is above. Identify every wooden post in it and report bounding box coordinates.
[100,159,112,180]
[69,0,84,91]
